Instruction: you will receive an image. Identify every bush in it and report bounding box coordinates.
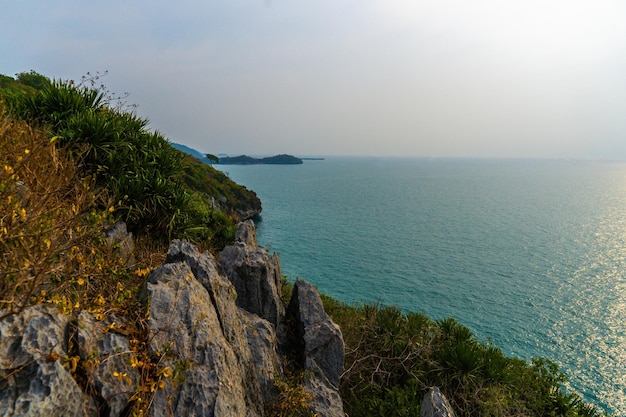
[321,298,606,417]
[0,115,141,318]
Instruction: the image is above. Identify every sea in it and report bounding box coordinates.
[215,157,626,415]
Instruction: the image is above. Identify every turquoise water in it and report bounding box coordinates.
[217,157,626,414]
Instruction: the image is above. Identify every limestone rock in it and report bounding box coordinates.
[302,366,345,417]
[0,225,346,417]
[145,241,266,417]
[0,304,67,369]
[421,387,456,417]
[240,309,282,404]
[219,220,285,328]
[286,279,345,417]
[76,310,139,417]
[163,240,264,411]
[0,305,97,417]
[287,279,344,387]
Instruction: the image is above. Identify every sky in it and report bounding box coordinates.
[2,1,626,159]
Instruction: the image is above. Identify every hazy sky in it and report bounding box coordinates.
[3,1,626,158]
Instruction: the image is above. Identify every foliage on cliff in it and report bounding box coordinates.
[1,71,260,247]
[0,69,261,318]
[321,296,608,417]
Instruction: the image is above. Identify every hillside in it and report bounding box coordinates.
[170,141,213,164]
[0,72,261,242]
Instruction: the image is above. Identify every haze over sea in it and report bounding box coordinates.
[216,157,626,414]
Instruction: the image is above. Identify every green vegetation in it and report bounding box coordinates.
[320,295,608,417]
[1,71,260,246]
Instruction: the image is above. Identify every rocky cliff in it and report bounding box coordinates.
[0,221,344,417]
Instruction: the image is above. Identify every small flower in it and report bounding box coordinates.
[112,371,131,384]
[130,356,143,368]
[159,366,173,378]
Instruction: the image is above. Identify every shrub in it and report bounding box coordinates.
[0,116,99,317]
[322,298,607,417]
[15,70,52,91]
[7,80,191,237]
[264,372,316,417]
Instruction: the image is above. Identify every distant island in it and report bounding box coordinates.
[218,154,304,165]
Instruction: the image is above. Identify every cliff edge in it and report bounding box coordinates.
[0,221,344,417]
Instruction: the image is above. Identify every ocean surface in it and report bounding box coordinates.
[216,157,626,415]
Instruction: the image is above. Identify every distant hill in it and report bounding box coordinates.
[219,154,303,165]
[170,142,212,164]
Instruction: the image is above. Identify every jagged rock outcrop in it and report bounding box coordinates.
[421,387,456,417]
[76,310,139,417]
[143,240,275,417]
[0,222,345,417]
[219,220,285,327]
[286,279,345,417]
[0,305,98,417]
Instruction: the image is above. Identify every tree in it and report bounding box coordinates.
[16,71,51,90]
[205,153,219,164]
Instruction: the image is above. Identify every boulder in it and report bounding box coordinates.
[287,279,344,386]
[144,240,272,417]
[302,367,345,417]
[286,279,345,417]
[240,309,283,404]
[0,305,97,417]
[163,240,265,406]
[76,310,139,417]
[421,387,456,417]
[219,220,285,328]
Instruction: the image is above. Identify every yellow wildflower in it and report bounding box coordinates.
[160,366,173,378]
